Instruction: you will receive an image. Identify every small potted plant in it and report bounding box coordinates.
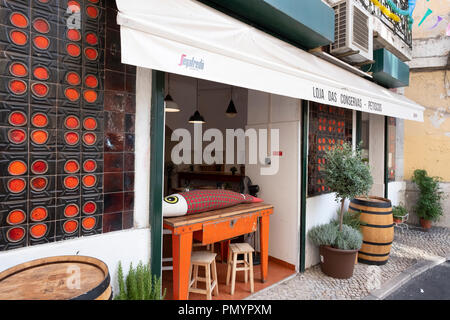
[392,204,408,224]
[308,142,373,279]
[412,169,444,230]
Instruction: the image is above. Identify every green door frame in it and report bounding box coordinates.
[356,111,362,146]
[150,70,165,279]
[299,100,308,273]
[384,116,389,199]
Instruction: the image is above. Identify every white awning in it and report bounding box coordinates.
[116,0,424,122]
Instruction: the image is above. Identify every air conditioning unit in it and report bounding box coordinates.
[330,0,373,64]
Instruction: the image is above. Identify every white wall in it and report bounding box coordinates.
[134,67,152,228]
[305,193,342,268]
[388,181,406,206]
[245,90,301,268]
[0,228,151,295]
[369,113,385,197]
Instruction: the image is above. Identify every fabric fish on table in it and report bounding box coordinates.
[163,189,263,217]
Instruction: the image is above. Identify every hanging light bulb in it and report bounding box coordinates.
[164,74,180,112]
[189,79,206,124]
[188,110,206,124]
[225,85,237,118]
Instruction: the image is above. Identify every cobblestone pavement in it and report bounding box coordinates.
[247,225,450,300]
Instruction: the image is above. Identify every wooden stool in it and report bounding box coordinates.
[188,251,219,300]
[226,243,254,295]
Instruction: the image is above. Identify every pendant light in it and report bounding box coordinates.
[225,85,237,118]
[164,74,180,112]
[189,79,206,124]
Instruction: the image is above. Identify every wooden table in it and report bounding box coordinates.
[163,202,273,300]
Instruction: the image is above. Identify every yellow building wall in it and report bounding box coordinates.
[411,0,450,39]
[403,0,450,181]
[404,71,450,181]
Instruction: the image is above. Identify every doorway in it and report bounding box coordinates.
[159,72,299,300]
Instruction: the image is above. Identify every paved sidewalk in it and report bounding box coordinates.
[247,225,450,300]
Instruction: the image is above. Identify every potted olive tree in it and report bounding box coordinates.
[412,169,444,230]
[308,143,373,279]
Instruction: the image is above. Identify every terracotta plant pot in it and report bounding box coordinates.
[420,218,432,230]
[319,245,358,279]
[393,217,402,224]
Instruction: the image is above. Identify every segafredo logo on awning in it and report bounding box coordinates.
[178,54,205,71]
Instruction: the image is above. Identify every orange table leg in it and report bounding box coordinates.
[172,231,193,300]
[259,215,270,282]
[220,240,230,263]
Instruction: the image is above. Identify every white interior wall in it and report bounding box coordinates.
[164,74,248,173]
[245,90,301,268]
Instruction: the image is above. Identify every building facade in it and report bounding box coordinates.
[0,0,426,299]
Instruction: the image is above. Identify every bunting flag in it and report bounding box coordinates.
[418,8,433,27]
[408,0,417,17]
[386,0,409,15]
[429,16,443,30]
[370,0,401,23]
[386,0,414,29]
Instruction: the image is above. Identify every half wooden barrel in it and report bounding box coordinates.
[0,255,112,300]
[349,196,394,265]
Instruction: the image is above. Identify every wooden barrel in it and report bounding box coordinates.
[349,196,394,265]
[0,255,112,300]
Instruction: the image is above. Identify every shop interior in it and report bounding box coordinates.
[161,73,297,300]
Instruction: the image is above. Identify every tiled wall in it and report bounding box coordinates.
[0,0,135,251]
[308,102,353,197]
[102,0,135,232]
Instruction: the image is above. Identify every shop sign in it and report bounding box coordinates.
[312,86,384,115]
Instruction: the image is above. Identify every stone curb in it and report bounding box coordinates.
[363,255,447,300]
